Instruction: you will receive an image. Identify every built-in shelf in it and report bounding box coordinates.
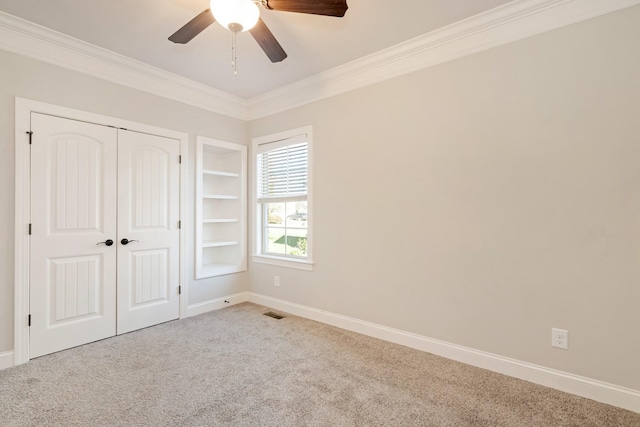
[202,240,240,248]
[203,170,240,178]
[200,262,242,277]
[202,194,240,200]
[203,219,239,223]
[195,136,247,279]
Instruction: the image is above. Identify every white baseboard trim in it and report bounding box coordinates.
[186,292,249,318]
[0,351,15,371]
[248,293,640,414]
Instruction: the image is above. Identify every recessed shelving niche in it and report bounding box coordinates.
[195,136,247,278]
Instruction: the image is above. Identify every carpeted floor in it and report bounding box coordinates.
[0,302,638,426]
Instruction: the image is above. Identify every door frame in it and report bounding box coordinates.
[14,98,189,365]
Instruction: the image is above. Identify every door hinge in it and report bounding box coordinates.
[28,223,32,235]
[26,131,33,144]
[28,314,31,327]
[179,155,182,164]
[178,285,182,295]
[178,220,181,229]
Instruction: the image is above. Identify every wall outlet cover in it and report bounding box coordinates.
[552,328,569,350]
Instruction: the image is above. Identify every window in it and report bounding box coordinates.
[253,127,313,270]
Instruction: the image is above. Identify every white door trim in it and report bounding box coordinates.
[14,97,189,365]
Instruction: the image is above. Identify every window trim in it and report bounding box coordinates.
[251,126,313,271]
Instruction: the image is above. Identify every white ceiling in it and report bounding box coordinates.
[0,0,512,98]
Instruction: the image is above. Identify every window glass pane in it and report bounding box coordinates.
[285,201,307,256]
[266,202,285,225]
[264,203,285,255]
[285,201,307,227]
[286,228,307,257]
[265,227,286,255]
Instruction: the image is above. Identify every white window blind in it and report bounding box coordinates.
[257,139,308,203]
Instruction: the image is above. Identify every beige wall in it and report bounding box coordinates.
[249,6,640,390]
[0,50,249,354]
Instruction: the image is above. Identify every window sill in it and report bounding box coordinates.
[252,255,314,271]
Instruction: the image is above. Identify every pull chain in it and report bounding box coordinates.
[231,31,238,76]
[227,23,243,76]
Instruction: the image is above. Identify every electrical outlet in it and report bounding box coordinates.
[274,276,280,287]
[551,328,569,349]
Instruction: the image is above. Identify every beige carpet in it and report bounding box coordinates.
[0,302,638,426]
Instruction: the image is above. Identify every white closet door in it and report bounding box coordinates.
[29,113,118,358]
[116,130,180,334]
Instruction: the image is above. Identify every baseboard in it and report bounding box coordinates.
[186,292,249,318]
[0,351,15,371]
[248,293,640,414]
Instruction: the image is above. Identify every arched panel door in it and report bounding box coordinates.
[30,113,118,358]
[116,130,180,334]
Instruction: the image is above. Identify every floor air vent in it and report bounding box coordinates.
[264,311,285,320]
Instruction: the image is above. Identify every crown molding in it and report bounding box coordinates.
[1,0,639,122]
[0,11,249,121]
[246,0,640,120]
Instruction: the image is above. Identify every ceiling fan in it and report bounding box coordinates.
[169,0,349,65]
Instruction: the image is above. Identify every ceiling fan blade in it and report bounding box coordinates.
[168,9,215,44]
[264,0,348,17]
[249,18,288,63]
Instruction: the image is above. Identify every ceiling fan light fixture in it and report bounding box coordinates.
[210,0,260,33]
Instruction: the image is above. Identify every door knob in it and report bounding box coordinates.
[96,239,114,246]
[121,238,139,245]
